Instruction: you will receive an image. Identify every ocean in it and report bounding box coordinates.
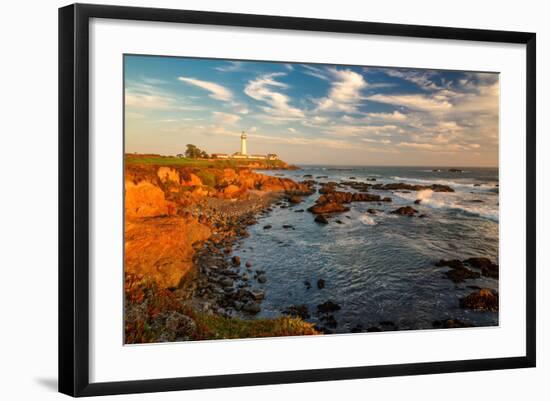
[232,166,499,332]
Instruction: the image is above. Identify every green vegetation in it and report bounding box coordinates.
[124,275,318,344]
[195,170,218,188]
[125,154,289,169]
[185,144,209,159]
[193,312,319,340]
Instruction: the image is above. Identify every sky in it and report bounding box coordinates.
[124,55,499,167]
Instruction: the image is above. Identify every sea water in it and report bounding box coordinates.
[233,166,499,332]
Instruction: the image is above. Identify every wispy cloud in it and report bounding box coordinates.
[213,111,241,125]
[125,92,174,109]
[316,68,367,113]
[245,73,304,119]
[367,93,452,111]
[381,68,444,90]
[301,64,330,81]
[215,61,244,73]
[178,76,233,101]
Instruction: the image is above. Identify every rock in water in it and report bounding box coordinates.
[317,300,341,314]
[288,195,303,204]
[242,301,261,314]
[231,255,241,266]
[283,304,310,319]
[257,274,267,284]
[390,206,419,216]
[314,215,329,224]
[308,201,350,214]
[459,288,499,312]
[317,278,326,289]
[464,257,499,279]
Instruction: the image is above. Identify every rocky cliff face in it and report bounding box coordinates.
[124,164,310,289]
[125,216,211,289]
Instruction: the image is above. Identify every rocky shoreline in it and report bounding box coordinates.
[124,162,499,341]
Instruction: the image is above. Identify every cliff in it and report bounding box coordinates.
[124,161,311,288]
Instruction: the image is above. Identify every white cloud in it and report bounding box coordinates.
[214,61,244,72]
[213,111,241,125]
[316,68,367,113]
[178,76,233,101]
[288,127,296,133]
[327,124,402,138]
[367,93,452,111]
[125,93,173,109]
[367,110,407,121]
[245,73,304,119]
[382,69,443,90]
[301,65,330,81]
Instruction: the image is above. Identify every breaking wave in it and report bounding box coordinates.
[394,189,498,222]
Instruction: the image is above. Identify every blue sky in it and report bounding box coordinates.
[124,55,499,166]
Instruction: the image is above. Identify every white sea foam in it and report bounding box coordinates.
[359,214,377,225]
[389,176,496,191]
[394,190,499,222]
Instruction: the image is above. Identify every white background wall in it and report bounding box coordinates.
[0,0,547,399]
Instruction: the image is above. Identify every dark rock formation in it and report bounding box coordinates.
[459,288,499,312]
[435,259,481,283]
[314,215,329,224]
[283,304,310,319]
[464,257,499,279]
[317,300,341,314]
[390,206,419,216]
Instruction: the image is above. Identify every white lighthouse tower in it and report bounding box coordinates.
[240,131,248,156]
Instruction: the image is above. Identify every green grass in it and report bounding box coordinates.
[125,154,288,169]
[124,276,319,343]
[193,311,320,340]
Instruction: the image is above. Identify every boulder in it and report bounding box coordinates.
[459,289,499,312]
[317,300,341,314]
[283,304,310,319]
[464,257,499,279]
[317,278,326,289]
[390,206,419,216]
[308,202,350,214]
[314,215,329,224]
[242,301,261,314]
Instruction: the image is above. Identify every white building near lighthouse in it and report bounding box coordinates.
[211,130,278,160]
[240,132,247,155]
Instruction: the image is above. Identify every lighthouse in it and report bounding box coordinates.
[240,131,248,155]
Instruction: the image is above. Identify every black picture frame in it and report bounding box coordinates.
[59,3,536,397]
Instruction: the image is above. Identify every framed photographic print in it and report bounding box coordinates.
[58,3,536,397]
